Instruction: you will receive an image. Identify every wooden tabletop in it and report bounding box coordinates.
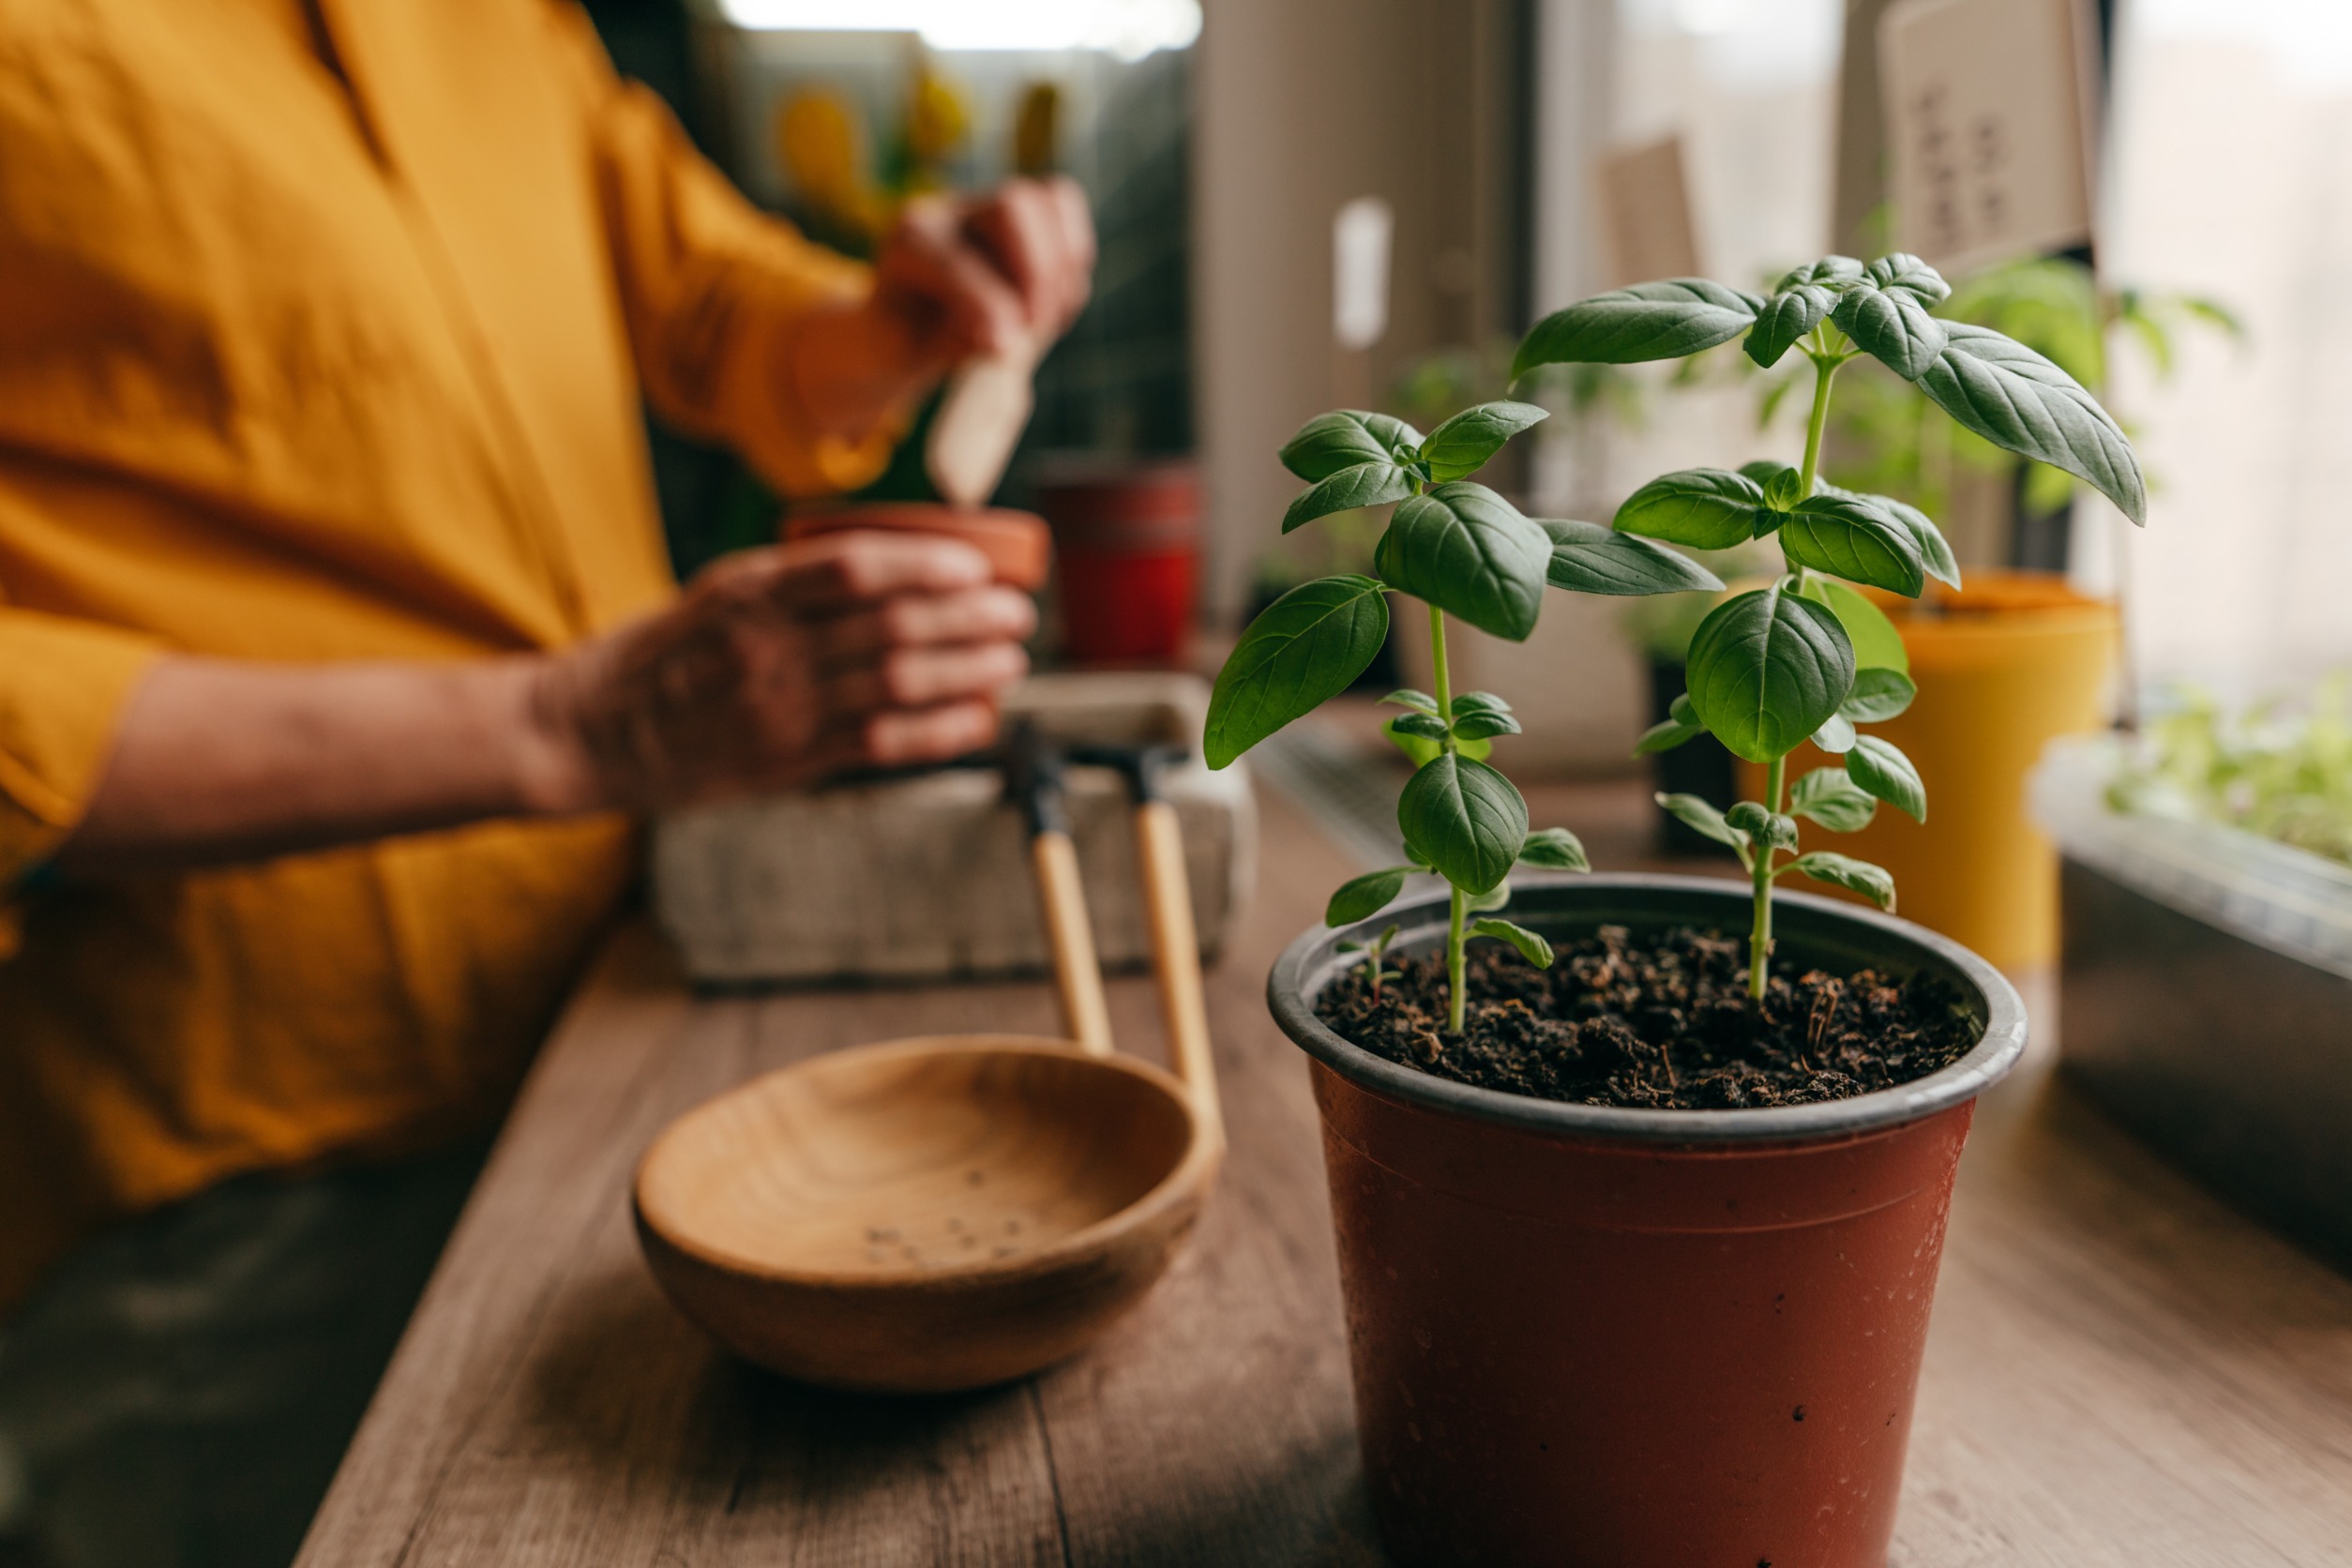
[298,782,2352,1567]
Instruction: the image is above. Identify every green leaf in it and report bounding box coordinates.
[1398,752,1528,895]
[1798,576,1908,673]
[1785,851,1896,911]
[1780,255,1866,291]
[1866,251,1950,307]
[1468,883,1512,913]
[1454,691,1512,715]
[1656,792,1750,858]
[1382,688,1439,714]
[1744,284,1837,369]
[1326,867,1411,926]
[1813,713,1857,753]
[1635,716,1703,755]
[1452,709,1522,741]
[1919,323,2147,524]
[1375,482,1552,641]
[1283,461,1419,533]
[1516,825,1590,871]
[1840,667,1917,722]
[1421,400,1549,483]
[1832,281,1950,380]
[1472,917,1556,970]
[1670,693,1698,725]
[1789,765,1878,832]
[1389,711,1449,739]
[1280,411,1423,480]
[1384,718,1492,767]
[1778,493,1927,596]
[1849,734,1926,822]
[1753,462,1807,512]
[1540,518,1725,596]
[1205,576,1390,768]
[1726,801,1798,851]
[1614,468,1775,550]
[1683,583,1857,764]
[1860,491,1960,589]
[1514,279,1763,375]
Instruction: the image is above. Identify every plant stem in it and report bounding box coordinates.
[1749,754,1787,1003]
[1798,353,1843,496]
[1426,602,1470,1032]
[1446,882,1469,1034]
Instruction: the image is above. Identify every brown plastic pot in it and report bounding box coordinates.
[1269,874,2027,1568]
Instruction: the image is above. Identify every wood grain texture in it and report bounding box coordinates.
[299,781,2352,1567]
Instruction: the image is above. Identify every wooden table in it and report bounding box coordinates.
[298,785,2352,1567]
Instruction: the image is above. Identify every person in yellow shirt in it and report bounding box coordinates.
[0,3,1094,1564]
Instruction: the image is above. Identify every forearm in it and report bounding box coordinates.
[54,656,592,875]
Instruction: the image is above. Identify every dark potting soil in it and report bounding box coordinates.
[1315,925,1979,1109]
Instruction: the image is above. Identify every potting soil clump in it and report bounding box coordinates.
[1317,925,1978,1109]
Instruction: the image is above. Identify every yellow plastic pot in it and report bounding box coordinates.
[1740,571,2117,971]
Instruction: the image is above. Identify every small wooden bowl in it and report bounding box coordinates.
[633,1033,1221,1394]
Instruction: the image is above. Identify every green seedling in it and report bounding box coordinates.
[1515,254,2146,1002]
[1205,402,1725,1032]
[1334,921,1404,1002]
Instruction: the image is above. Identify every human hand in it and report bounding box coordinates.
[795,176,1096,436]
[525,532,1035,813]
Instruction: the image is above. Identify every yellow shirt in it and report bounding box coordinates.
[0,0,896,1306]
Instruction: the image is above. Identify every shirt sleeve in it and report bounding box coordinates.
[544,4,909,500]
[0,606,161,957]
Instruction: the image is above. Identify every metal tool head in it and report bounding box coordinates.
[1003,719,1070,837]
[1067,742,1190,803]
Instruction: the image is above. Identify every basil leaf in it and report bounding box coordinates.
[1785,851,1896,911]
[1635,716,1703,755]
[1514,279,1764,374]
[1758,463,1807,512]
[1779,493,1927,596]
[1383,718,1491,767]
[1866,251,1950,307]
[1541,518,1726,596]
[1826,488,1960,589]
[1326,867,1411,926]
[1375,482,1551,641]
[1382,688,1440,714]
[1472,917,1556,970]
[1614,467,1773,550]
[1397,752,1528,895]
[1726,802,1798,851]
[1656,792,1749,855]
[1670,693,1698,725]
[1205,575,1389,767]
[1813,713,1857,753]
[1849,734,1926,822]
[1779,256,1865,291]
[1832,281,1950,380]
[1421,400,1548,483]
[1798,575,1908,673]
[1919,323,2147,524]
[1468,882,1512,913]
[1389,711,1449,740]
[1280,412,1404,481]
[1789,765,1878,832]
[1840,667,1917,722]
[1283,461,1419,533]
[1745,283,1836,369]
[1683,583,1857,764]
[1452,709,1522,741]
[1516,825,1590,871]
[1454,691,1512,715]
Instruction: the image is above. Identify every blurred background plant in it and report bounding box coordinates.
[2109,674,2352,867]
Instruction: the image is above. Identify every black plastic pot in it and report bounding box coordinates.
[1270,874,2028,1567]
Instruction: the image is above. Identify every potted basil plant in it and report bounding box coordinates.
[1212,254,2144,1567]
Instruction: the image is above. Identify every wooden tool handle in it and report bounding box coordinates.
[1134,800,1220,1135]
[1031,829,1113,1056]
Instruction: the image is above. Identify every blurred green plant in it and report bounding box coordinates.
[2109,676,2352,867]
[1754,256,2240,521]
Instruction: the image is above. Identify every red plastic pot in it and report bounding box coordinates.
[1269,875,2027,1568]
[1031,460,1199,665]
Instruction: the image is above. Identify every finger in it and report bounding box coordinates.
[879,196,1026,356]
[857,699,1006,771]
[808,586,1038,667]
[964,182,1065,334]
[823,640,1031,715]
[752,532,996,613]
